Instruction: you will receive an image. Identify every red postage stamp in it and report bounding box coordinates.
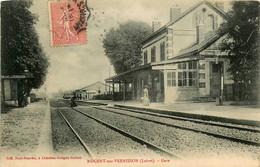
[49,0,87,46]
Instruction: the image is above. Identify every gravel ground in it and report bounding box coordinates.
[59,108,164,159]
[50,108,86,156]
[78,107,260,160]
[0,101,48,157]
[98,107,260,142]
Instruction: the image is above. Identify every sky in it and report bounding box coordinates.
[30,0,229,95]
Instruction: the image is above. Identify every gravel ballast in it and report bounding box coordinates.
[77,107,260,159]
[51,102,165,158]
[51,108,86,156]
[97,107,260,142]
[53,107,164,159]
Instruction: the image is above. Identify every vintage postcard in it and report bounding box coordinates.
[1,0,259,167]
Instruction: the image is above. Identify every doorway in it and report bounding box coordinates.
[210,63,222,98]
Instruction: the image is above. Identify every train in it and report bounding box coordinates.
[63,93,74,99]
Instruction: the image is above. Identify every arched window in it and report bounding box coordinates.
[207,15,214,30]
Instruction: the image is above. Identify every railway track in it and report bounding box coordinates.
[109,106,260,133]
[57,109,95,158]
[54,100,183,159]
[59,99,260,147]
[54,99,260,159]
[92,106,260,147]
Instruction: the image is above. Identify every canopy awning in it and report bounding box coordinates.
[105,64,152,83]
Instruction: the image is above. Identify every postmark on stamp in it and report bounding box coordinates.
[49,0,88,46]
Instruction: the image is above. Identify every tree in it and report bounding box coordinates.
[103,21,151,74]
[219,1,259,101]
[1,0,49,91]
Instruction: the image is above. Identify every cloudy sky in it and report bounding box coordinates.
[30,0,226,95]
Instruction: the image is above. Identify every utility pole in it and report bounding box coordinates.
[109,66,111,94]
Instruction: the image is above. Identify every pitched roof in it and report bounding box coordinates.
[142,1,226,45]
[175,31,221,58]
[78,81,110,90]
[105,64,152,82]
[166,1,226,27]
[151,32,228,66]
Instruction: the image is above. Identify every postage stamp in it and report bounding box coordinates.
[49,0,87,46]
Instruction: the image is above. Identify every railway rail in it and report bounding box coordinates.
[54,99,260,160]
[92,106,260,146]
[57,109,95,158]
[54,100,183,159]
[109,106,260,133]
[60,99,260,147]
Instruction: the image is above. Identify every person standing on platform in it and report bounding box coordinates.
[71,95,77,107]
[143,85,149,106]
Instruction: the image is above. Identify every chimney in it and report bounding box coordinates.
[152,18,161,32]
[196,24,205,43]
[170,7,181,22]
[215,2,224,11]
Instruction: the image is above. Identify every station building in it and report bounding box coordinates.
[1,70,33,107]
[75,81,111,100]
[106,1,234,104]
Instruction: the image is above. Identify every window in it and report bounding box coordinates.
[160,42,165,61]
[126,83,132,92]
[177,61,198,87]
[151,46,156,63]
[207,15,214,30]
[178,72,187,86]
[167,72,176,87]
[178,62,186,69]
[188,61,198,86]
[199,73,205,79]
[199,82,206,88]
[114,83,119,92]
[189,71,197,86]
[189,61,197,69]
[199,63,205,69]
[177,62,187,87]
[144,51,148,65]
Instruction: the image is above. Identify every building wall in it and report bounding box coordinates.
[82,82,110,94]
[163,56,233,104]
[142,3,226,64]
[164,61,200,103]
[198,59,207,96]
[169,3,225,58]
[78,82,111,100]
[142,32,167,65]
[172,4,225,32]
[164,69,178,104]
[139,2,232,104]
[1,78,20,107]
[75,90,86,99]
